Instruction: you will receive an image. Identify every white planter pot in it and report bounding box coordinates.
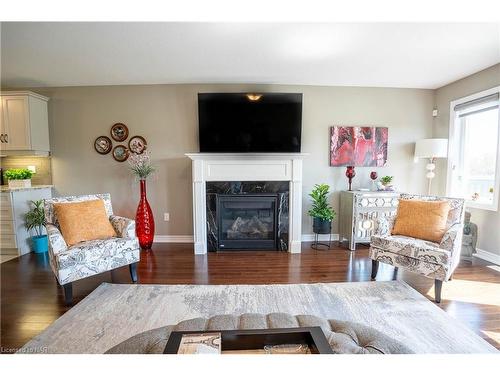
[8,179,32,189]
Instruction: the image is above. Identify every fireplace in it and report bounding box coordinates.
[186,153,306,254]
[217,194,278,250]
[206,181,289,252]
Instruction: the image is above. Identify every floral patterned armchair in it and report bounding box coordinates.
[369,193,465,303]
[44,194,140,305]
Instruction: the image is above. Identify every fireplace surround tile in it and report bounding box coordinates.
[206,181,289,251]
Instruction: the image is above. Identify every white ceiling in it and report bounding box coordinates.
[1,22,499,89]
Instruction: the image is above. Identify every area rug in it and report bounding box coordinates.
[21,281,497,353]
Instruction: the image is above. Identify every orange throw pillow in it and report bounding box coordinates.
[392,199,450,243]
[53,199,116,246]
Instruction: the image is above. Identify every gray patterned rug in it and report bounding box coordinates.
[21,281,497,353]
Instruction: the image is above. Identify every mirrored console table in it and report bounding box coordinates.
[339,191,400,250]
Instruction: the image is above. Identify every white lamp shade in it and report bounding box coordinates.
[414,138,448,159]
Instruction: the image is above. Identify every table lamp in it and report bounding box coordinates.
[414,138,448,195]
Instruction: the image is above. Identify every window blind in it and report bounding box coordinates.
[455,92,499,118]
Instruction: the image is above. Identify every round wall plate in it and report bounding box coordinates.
[128,135,147,154]
[112,145,129,162]
[94,136,112,155]
[110,123,129,142]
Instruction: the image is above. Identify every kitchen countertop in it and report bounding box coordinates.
[0,184,53,192]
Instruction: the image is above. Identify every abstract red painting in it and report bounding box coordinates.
[330,126,388,167]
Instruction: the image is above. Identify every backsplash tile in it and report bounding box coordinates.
[0,156,52,185]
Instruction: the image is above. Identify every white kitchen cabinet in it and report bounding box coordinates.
[0,91,50,152]
[0,186,53,256]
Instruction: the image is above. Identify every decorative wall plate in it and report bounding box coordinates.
[110,123,129,142]
[112,145,129,162]
[94,136,112,155]
[128,136,147,154]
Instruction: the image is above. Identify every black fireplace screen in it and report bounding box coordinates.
[216,194,278,250]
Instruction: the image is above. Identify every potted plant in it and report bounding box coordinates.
[379,176,394,191]
[308,183,336,234]
[25,200,48,254]
[4,168,34,189]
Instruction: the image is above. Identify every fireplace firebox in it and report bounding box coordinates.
[216,194,278,250]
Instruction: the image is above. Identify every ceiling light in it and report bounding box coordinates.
[246,94,263,101]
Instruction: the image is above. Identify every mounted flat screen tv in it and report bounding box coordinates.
[198,93,302,152]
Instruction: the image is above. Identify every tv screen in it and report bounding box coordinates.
[198,93,302,152]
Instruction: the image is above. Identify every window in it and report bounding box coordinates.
[447,87,500,211]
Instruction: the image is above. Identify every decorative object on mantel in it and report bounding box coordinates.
[24,200,48,254]
[345,166,356,191]
[128,136,147,154]
[4,168,33,189]
[461,211,477,260]
[110,123,129,142]
[308,183,336,249]
[330,126,388,167]
[414,138,448,195]
[112,145,129,162]
[378,176,394,191]
[129,151,156,250]
[94,136,112,155]
[370,171,378,191]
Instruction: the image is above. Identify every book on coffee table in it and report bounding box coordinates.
[177,332,222,354]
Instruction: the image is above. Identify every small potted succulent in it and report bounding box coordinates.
[4,168,33,189]
[25,200,48,254]
[379,176,394,191]
[308,183,336,234]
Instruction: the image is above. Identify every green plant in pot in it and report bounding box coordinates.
[25,200,48,254]
[4,168,33,189]
[380,176,394,191]
[308,183,336,234]
[380,176,393,186]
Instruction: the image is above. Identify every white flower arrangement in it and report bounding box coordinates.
[128,150,155,180]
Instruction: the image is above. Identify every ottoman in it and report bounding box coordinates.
[106,313,413,354]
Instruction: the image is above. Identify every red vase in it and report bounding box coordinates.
[345,166,356,191]
[136,179,155,250]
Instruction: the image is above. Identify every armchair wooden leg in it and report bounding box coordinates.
[63,283,73,306]
[371,260,379,280]
[434,279,443,303]
[129,263,138,283]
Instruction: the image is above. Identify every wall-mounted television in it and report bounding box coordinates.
[198,93,302,152]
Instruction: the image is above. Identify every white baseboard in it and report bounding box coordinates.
[474,248,500,266]
[154,234,341,244]
[301,234,340,242]
[154,235,194,243]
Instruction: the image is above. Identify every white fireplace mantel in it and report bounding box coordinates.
[186,153,308,254]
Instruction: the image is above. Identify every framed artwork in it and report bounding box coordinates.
[110,123,129,142]
[94,136,112,155]
[330,126,388,167]
[112,145,129,162]
[128,136,147,154]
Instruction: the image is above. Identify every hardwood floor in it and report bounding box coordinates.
[1,242,500,352]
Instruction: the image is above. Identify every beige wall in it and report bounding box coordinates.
[29,84,434,238]
[434,63,500,256]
